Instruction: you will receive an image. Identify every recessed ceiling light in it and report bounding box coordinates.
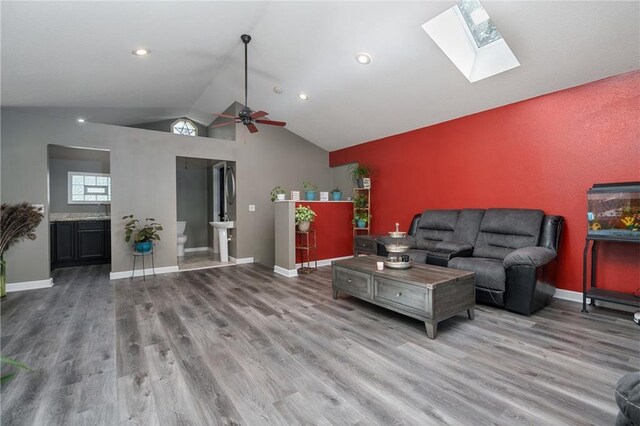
[132,48,150,56]
[77,118,86,123]
[273,86,283,94]
[355,52,372,65]
[298,93,309,100]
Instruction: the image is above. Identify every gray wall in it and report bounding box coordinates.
[331,163,356,199]
[48,146,111,214]
[1,108,331,284]
[176,157,209,249]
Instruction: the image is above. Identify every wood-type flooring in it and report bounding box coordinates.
[1,263,638,425]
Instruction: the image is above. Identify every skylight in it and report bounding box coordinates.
[422,0,519,83]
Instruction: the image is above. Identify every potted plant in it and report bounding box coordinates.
[123,215,163,253]
[295,205,316,232]
[331,187,342,201]
[271,186,286,202]
[349,164,370,188]
[0,203,44,297]
[303,181,318,201]
[353,211,369,228]
[353,193,368,209]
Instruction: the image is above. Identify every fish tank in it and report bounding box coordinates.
[587,182,640,241]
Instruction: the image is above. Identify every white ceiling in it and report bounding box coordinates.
[2,1,639,151]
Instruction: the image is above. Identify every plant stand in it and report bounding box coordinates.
[131,249,156,281]
[353,187,371,236]
[296,229,317,274]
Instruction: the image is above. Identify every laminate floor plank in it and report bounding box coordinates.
[2,263,638,426]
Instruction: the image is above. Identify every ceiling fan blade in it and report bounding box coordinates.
[210,120,238,128]
[246,123,259,133]
[255,119,286,127]
[251,110,269,119]
[211,113,238,119]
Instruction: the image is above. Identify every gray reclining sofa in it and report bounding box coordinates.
[377,208,564,315]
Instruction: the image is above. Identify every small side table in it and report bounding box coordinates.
[131,250,156,281]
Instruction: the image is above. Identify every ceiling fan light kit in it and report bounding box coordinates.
[211,34,287,134]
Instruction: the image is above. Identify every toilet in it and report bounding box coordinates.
[177,221,188,257]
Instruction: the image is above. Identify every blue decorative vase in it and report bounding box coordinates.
[305,191,316,201]
[135,241,152,253]
[331,191,342,201]
[356,219,366,228]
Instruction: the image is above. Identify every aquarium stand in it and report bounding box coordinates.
[582,236,640,313]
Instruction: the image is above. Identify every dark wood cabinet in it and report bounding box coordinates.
[51,220,111,269]
[54,222,76,262]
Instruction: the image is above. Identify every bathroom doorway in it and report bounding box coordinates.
[176,157,236,271]
[47,145,112,273]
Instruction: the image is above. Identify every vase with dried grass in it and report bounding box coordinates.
[0,203,44,297]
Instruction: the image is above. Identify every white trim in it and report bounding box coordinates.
[184,247,211,253]
[553,288,638,313]
[296,254,353,269]
[230,256,254,264]
[6,278,54,292]
[553,288,583,303]
[274,265,298,277]
[109,265,179,280]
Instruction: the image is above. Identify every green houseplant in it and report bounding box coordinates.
[303,181,318,201]
[349,164,370,188]
[295,205,316,232]
[123,215,163,253]
[353,211,369,228]
[1,356,31,383]
[353,193,368,209]
[270,186,287,202]
[331,187,342,201]
[0,203,44,297]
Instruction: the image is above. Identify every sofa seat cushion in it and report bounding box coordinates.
[448,257,506,292]
[406,249,428,264]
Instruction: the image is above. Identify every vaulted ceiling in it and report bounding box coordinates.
[2,1,638,151]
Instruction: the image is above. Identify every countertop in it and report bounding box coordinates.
[50,213,111,222]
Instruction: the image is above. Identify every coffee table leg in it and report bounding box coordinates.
[425,321,437,339]
[467,308,475,320]
[332,289,338,300]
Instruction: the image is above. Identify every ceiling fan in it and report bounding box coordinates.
[211,34,286,134]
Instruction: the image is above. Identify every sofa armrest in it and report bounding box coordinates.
[504,247,556,268]
[376,235,416,249]
[434,240,473,253]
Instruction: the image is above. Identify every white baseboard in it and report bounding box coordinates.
[230,257,254,264]
[553,288,638,313]
[184,247,211,253]
[553,288,583,303]
[109,265,179,280]
[6,278,54,292]
[296,255,353,269]
[274,265,298,277]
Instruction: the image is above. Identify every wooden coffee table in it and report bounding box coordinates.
[332,256,475,339]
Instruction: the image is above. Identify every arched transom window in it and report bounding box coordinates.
[172,119,198,136]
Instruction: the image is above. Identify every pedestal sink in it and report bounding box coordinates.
[209,221,234,262]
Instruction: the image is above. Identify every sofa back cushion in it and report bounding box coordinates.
[414,210,460,250]
[473,209,545,260]
[452,209,485,245]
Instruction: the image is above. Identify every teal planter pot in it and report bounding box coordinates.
[305,191,316,201]
[135,241,153,253]
[356,219,367,228]
[331,191,342,201]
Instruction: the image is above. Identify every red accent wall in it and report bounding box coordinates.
[330,71,640,293]
[295,202,353,263]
